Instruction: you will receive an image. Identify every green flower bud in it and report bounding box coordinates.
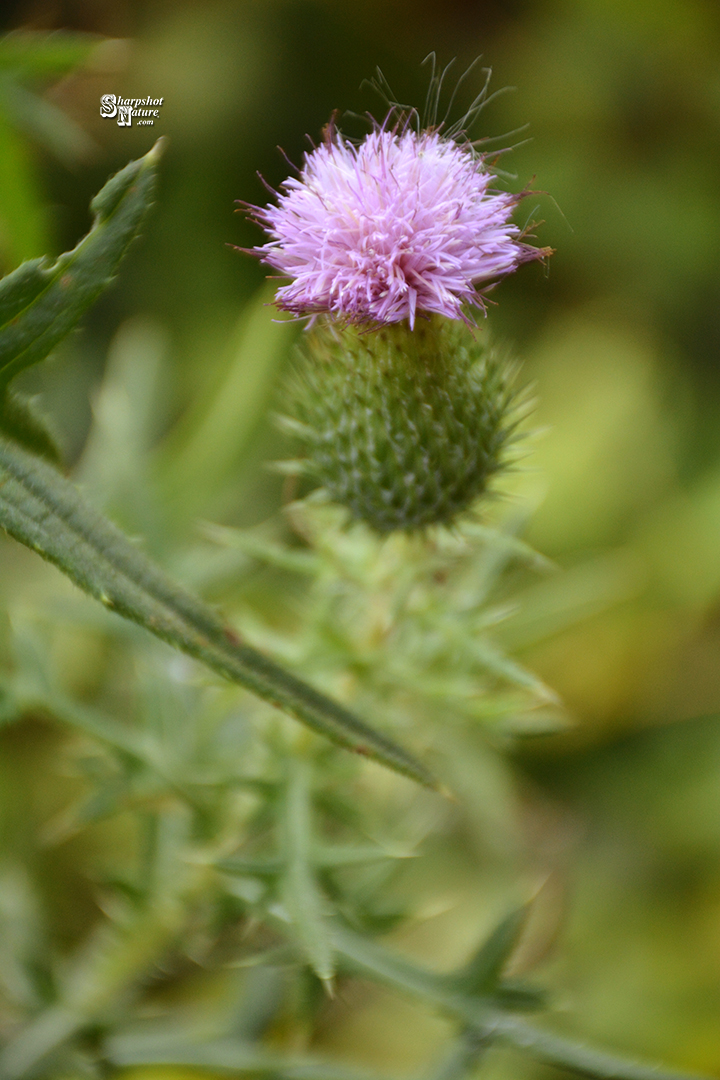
[284,317,524,533]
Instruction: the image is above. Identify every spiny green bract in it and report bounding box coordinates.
[286,317,523,533]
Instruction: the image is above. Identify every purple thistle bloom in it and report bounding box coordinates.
[246,126,549,328]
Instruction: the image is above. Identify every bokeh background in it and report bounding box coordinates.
[1,0,720,1075]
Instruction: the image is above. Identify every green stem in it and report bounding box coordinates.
[490,1015,708,1080]
[328,925,710,1080]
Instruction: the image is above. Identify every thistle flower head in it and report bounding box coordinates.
[246,124,548,327]
[286,318,523,532]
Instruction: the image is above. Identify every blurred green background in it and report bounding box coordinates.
[1,0,720,1076]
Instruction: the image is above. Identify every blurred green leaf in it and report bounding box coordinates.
[158,287,297,519]
[0,808,197,1080]
[76,317,169,542]
[0,31,98,79]
[0,138,163,391]
[329,924,708,1080]
[452,905,529,996]
[219,845,406,879]
[0,110,46,269]
[107,1031,390,1080]
[201,520,321,576]
[331,922,463,1012]
[280,756,335,984]
[0,435,436,788]
[422,1031,490,1080]
[0,390,60,463]
[491,980,548,1012]
[491,1015,710,1080]
[0,864,50,1013]
[1,80,95,167]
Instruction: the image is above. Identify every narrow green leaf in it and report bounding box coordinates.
[314,844,414,869]
[107,1033,389,1080]
[467,637,558,700]
[330,923,461,1012]
[453,905,529,996]
[490,980,547,1013]
[218,845,409,879]
[281,757,335,984]
[0,1005,80,1080]
[493,1015,708,1080]
[460,520,556,573]
[219,857,282,879]
[423,1032,490,1080]
[0,434,436,789]
[158,286,297,519]
[0,138,163,388]
[0,389,61,462]
[201,521,321,576]
[3,80,96,166]
[327,926,709,1080]
[0,864,48,1012]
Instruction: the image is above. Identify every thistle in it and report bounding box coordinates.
[243,93,549,532]
[287,318,523,532]
[246,126,548,327]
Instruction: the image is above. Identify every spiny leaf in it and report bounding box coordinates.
[280,757,335,984]
[452,904,529,996]
[201,520,321,576]
[492,1015,710,1080]
[0,138,163,389]
[0,433,437,789]
[0,809,195,1080]
[330,922,462,1012]
[327,925,709,1080]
